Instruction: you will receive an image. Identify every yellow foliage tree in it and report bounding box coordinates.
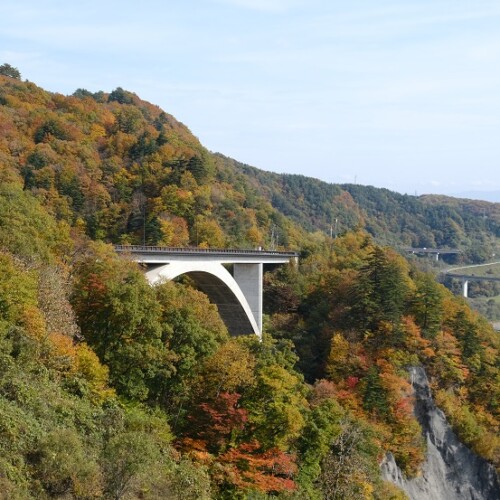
[192,215,226,248]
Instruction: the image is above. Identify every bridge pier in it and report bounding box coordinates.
[462,279,469,298]
[233,263,263,334]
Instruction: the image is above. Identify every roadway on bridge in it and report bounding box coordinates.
[445,261,500,274]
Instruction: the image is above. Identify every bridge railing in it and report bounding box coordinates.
[114,245,299,258]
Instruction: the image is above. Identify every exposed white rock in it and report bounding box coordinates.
[381,366,499,500]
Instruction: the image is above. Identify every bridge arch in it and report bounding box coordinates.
[145,261,260,337]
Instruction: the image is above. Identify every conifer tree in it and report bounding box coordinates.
[362,366,389,417]
[0,63,21,79]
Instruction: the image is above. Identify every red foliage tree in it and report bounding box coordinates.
[218,441,297,493]
[186,392,248,453]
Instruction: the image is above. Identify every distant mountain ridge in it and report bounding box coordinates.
[228,157,500,258]
[452,191,500,203]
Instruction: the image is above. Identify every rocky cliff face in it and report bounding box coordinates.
[381,366,500,500]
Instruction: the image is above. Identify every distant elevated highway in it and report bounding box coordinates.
[443,261,500,297]
[446,273,500,298]
[114,245,299,337]
[405,247,461,261]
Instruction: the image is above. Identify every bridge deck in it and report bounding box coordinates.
[445,273,500,283]
[114,245,299,264]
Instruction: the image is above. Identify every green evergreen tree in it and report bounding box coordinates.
[0,63,21,79]
[411,273,444,338]
[352,247,410,335]
[362,366,389,417]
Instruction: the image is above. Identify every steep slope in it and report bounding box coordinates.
[0,77,302,251]
[381,367,500,500]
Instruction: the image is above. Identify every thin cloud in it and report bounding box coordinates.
[211,0,306,12]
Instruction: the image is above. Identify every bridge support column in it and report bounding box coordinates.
[462,279,469,298]
[435,252,440,262]
[233,263,263,335]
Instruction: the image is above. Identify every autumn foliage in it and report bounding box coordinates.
[0,73,499,498]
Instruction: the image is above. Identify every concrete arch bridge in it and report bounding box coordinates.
[114,245,299,338]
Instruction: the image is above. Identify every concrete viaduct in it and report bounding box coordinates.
[114,245,298,338]
[445,273,500,298]
[443,261,500,298]
[405,247,461,262]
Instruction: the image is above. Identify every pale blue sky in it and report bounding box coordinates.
[2,0,500,198]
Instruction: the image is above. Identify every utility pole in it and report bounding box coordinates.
[142,201,146,246]
[270,225,277,250]
[141,162,146,246]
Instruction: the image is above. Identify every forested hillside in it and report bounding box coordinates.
[1,74,499,258]
[0,75,303,252]
[0,73,499,498]
[231,160,500,259]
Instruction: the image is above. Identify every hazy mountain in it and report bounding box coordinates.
[453,191,500,203]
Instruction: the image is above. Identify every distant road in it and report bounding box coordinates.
[445,274,500,283]
[444,261,500,275]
